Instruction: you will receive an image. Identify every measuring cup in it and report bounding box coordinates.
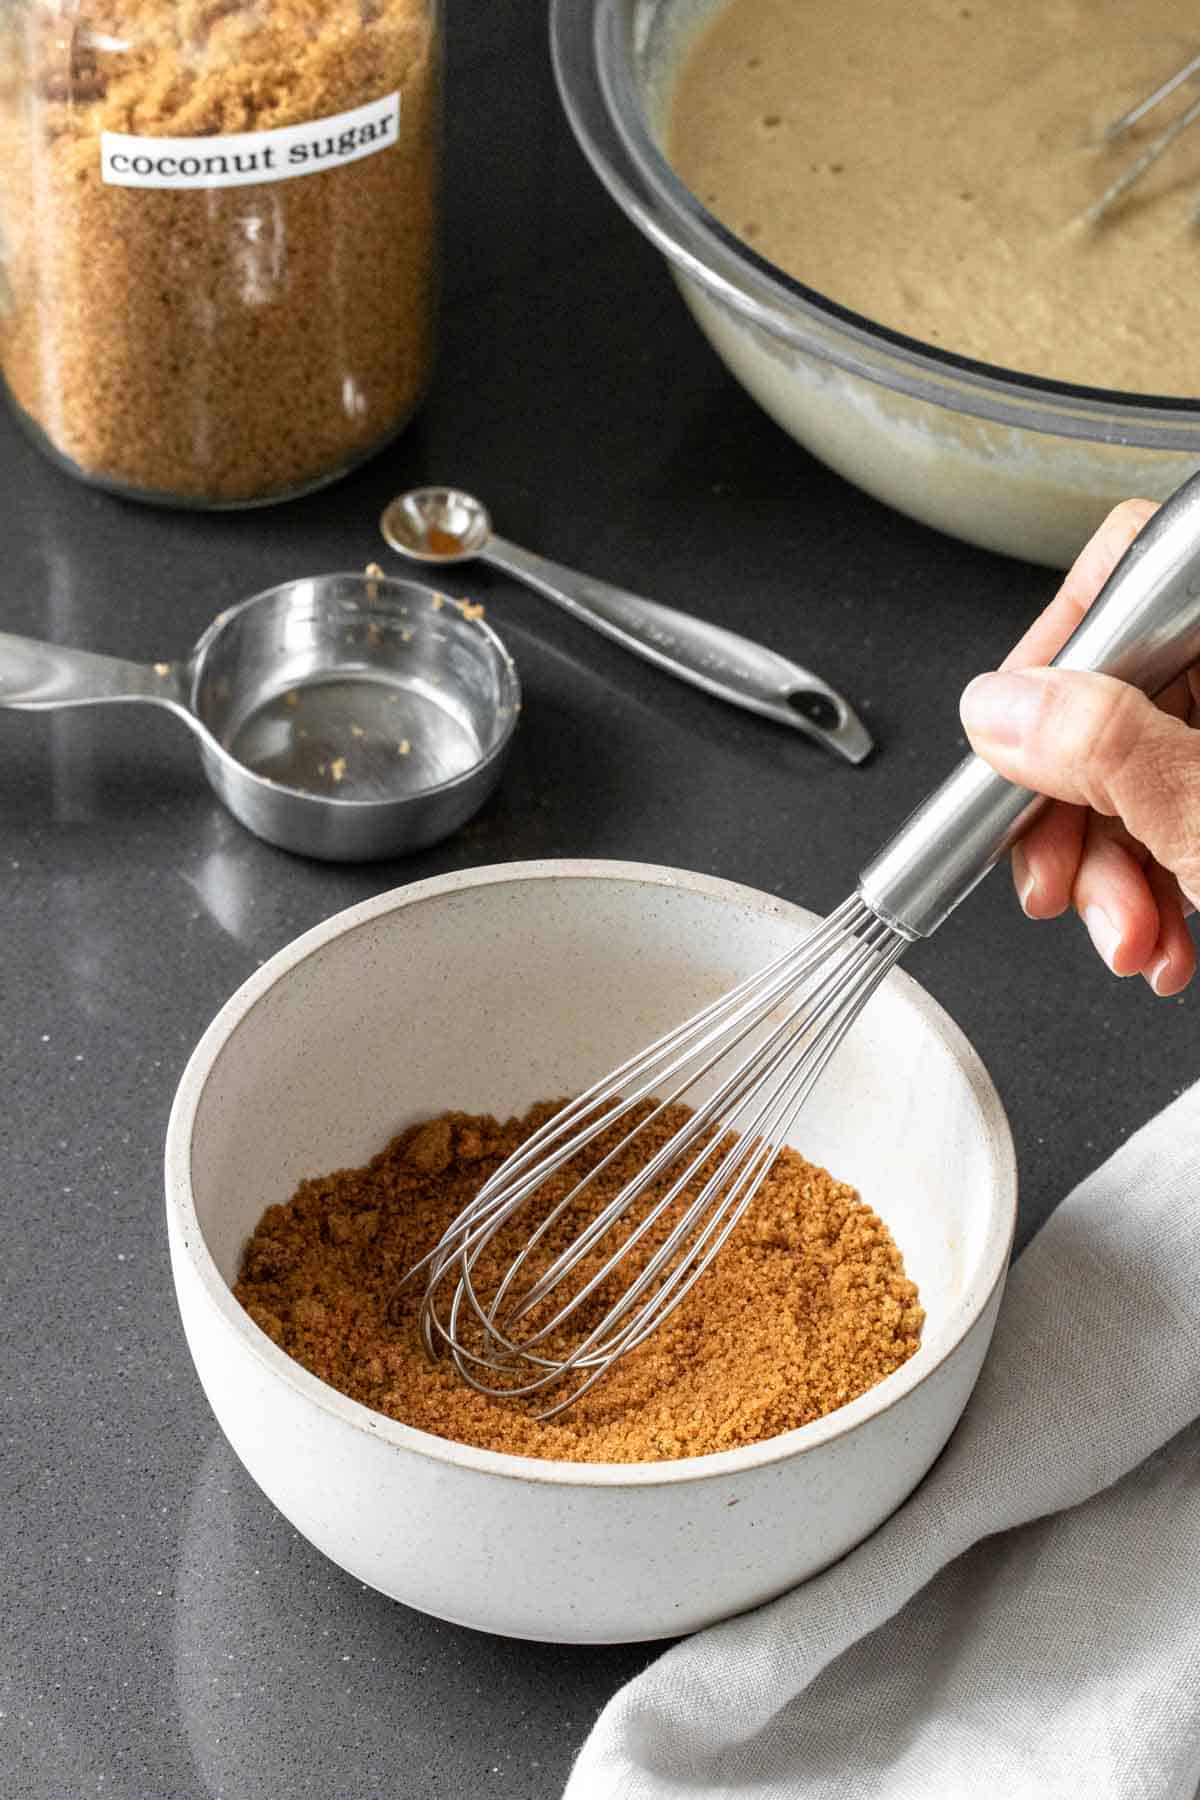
[0,573,521,861]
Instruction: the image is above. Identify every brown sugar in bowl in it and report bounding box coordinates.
[165,859,1016,1642]
[233,1099,927,1465]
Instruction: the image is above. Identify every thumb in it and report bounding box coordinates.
[960,667,1200,908]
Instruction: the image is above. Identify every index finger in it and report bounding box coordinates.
[1001,498,1159,672]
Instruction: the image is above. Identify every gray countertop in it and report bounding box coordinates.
[4,8,1195,1797]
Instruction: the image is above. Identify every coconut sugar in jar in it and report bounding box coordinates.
[0,0,440,505]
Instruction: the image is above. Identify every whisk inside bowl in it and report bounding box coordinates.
[413,471,1200,1415]
[1088,50,1200,225]
[415,895,905,1415]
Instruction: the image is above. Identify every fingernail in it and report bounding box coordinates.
[1084,903,1124,973]
[960,671,1045,746]
[1149,955,1173,997]
[1011,845,1038,916]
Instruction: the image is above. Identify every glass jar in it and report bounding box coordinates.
[0,0,440,505]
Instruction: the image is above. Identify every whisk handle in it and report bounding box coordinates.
[859,471,1200,938]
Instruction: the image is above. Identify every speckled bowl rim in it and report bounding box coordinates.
[165,859,1017,1489]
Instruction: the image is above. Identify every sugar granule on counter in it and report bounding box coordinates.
[234,1100,924,1464]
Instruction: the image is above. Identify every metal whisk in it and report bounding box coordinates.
[1089,50,1200,225]
[414,472,1200,1416]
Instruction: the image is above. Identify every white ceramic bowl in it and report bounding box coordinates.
[165,860,1016,1643]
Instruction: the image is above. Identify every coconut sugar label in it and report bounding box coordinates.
[100,92,401,189]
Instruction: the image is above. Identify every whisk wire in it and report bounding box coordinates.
[413,899,866,1300]
[413,893,909,1414]
[409,893,866,1340]
[495,905,881,1332]
[504,926,909,1417]
[444,897,880,1342]
[1104,50,1200,141]
[1088,51,1200,225]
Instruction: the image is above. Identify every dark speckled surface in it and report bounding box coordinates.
[2,8,1196,1798]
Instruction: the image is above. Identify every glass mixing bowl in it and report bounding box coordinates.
[551,0,1200,567]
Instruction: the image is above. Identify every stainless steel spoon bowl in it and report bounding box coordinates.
[380,486,873,765]
[0,573,521,861]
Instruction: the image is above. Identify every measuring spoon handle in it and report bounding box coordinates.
[481,535,873,765]
[0,631,186,711]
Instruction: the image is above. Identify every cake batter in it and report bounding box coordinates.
[669,1,1200,393]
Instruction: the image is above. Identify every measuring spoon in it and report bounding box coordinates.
[379,487,872,765]
[0,573,520,861]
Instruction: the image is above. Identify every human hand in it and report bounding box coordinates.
[959,500,1199,996]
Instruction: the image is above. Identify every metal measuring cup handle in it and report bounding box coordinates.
[0,632,188,714]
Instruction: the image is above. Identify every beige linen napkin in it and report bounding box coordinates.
[565,1080,1200,1799]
